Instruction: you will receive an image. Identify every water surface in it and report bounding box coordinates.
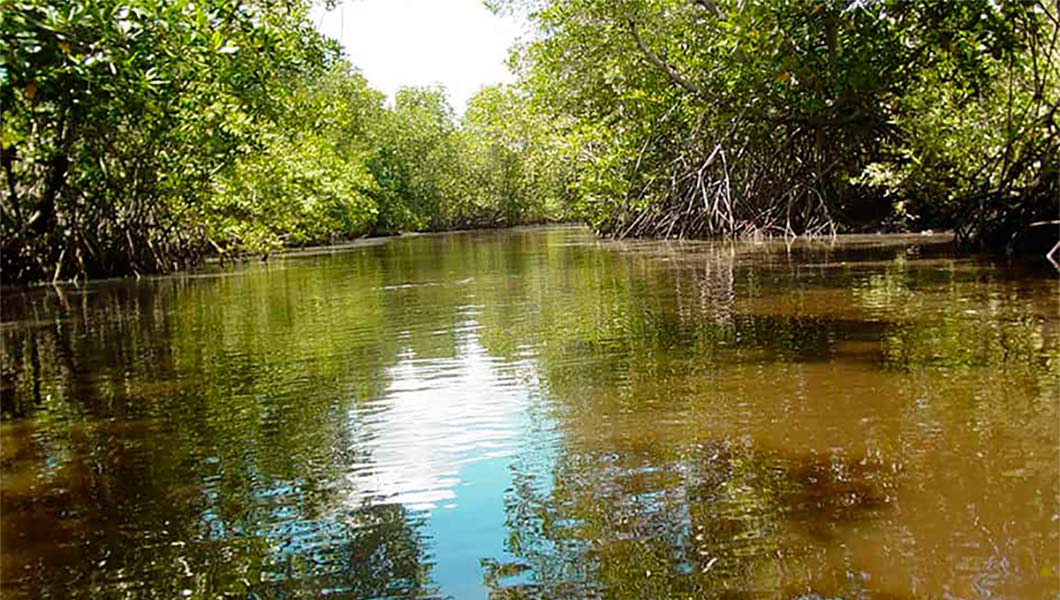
[2,226,1057,598]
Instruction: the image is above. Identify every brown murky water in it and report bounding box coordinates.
[1,226,1057,598]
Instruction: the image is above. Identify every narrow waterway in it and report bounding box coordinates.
[2,226,1057,598]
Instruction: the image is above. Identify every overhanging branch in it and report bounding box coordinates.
[626,18,705,97]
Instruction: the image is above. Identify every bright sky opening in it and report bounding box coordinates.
[314,0,523,113]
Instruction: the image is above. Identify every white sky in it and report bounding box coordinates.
[313,0,523,113]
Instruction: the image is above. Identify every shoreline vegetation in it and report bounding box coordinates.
[3,0,1057,285]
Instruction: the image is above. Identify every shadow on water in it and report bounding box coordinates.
[0,256,442,597]
[1,227,1057,598]
[483,435,905,600]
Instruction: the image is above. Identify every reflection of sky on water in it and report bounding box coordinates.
[7,229,1053,598]
[344,312,556,597]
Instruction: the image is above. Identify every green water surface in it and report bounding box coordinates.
[2,226,1057,598]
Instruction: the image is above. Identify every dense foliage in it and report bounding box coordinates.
[1,0,568,283]
[2,0,332,281]
[504,0,1058,246]
[3,0,1056,283]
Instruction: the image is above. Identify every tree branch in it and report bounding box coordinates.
[689,0,723,19]
[626,18,705,97]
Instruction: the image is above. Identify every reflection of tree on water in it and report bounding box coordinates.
[2,229,1056,597]
[239,500,433,598]
[2,431,434,598]
[486,435,900,598]
[0,230,580,598]
[0,264,441,597]
[476,236,1055,598]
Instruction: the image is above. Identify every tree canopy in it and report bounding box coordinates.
[503,0,1057,244]
[2,0,1056,283]
[1,0,568,283]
